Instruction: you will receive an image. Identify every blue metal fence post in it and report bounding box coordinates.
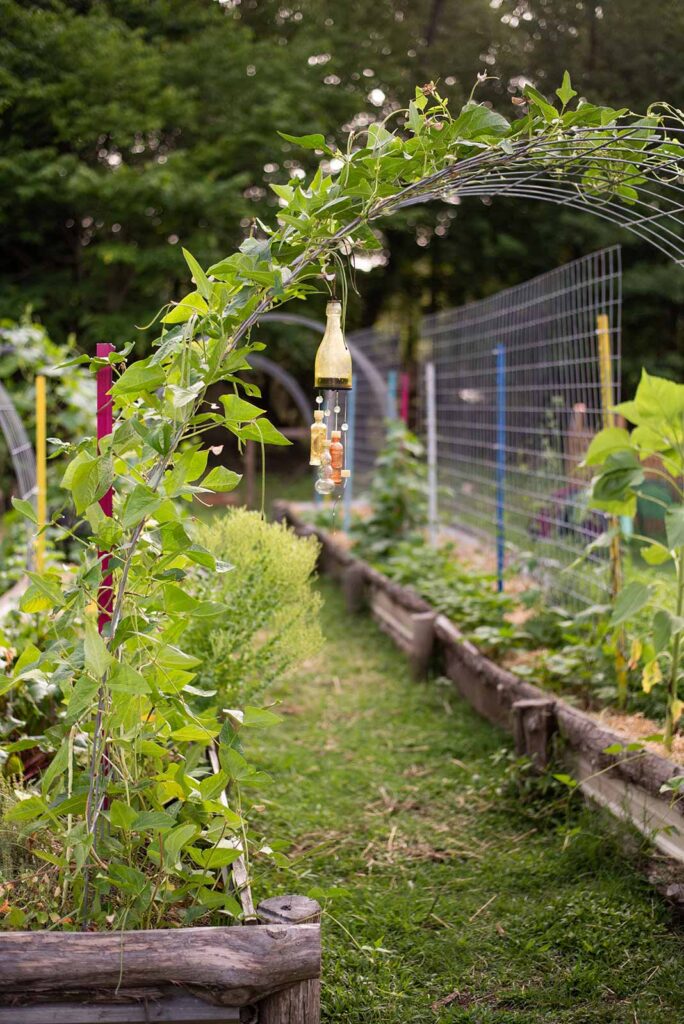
[343,383,356,533]
[386,369,398,420]
[495,344,506,593]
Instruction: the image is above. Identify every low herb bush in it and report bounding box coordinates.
[187,509,323,704]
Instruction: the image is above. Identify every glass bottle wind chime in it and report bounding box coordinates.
[310,297,352,495]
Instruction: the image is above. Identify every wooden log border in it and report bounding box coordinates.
[276,501,684,867]
[0,895,321,1024]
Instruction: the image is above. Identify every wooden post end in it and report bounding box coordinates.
[512,698,556,770]
[256,896,322,1024]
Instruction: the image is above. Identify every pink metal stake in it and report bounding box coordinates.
[96,343,114,634]
[400,372,410,425]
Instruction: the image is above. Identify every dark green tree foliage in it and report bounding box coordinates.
[0,0,683,380]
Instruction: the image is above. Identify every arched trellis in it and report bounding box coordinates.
[0,345,37,505]
[248,352,312,426]
[363,119,684,265]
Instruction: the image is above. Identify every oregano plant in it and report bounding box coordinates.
[2,74,683,927]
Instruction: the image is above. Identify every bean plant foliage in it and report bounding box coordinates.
[2,75,681,930]
[585,371,684,749]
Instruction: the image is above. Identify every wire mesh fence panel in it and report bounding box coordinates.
[346,326,399,494]
[420,246,622,609]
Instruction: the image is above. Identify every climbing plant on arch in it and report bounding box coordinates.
[7,75,684,927]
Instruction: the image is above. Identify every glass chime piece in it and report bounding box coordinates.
[309,409,327,466]
[330,429,344,485]
[315,439,335,494]
[315,395,323,405]
[314,299,352,390]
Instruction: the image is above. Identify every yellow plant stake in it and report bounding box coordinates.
[35,374,47,573]
[597,313,628,705]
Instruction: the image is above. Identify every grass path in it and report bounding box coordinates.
[253,582,684,1023]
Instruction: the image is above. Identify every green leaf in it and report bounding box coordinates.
[241,706,282,728]
[221,394,265,423]
[162,291,209,324]
[641,543,673,566]
[5,795,51,823]
[239,418,292,446]
[653,609,672,654]
[11,497,37,524]
[111,359,165,396]
[20,573,65,614]
[188,844,243,869]
[121,485,163,529]
[523,84,558,121]
[65,454,113,515]
[278,131,331,152]
[107,864,148,893]
[170,724,221,742]
[110,799,138,830]
[13,643,41,678]
[610,580,653,627]
[109,663,150,695]
[65,675,99,722]
[182,248,211,302]
[84,618,112,677]
[163,822,198,859]
[202,467,242,492]
[41,738,69,797]
[132,810,176,831]
[556,71,578,108]
[583,427,632,466]
[665,506,684,549]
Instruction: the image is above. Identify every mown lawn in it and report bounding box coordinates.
[252,581,684,1023]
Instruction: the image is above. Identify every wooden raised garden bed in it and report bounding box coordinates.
[276,502,684,868]
[0,895,321,1024]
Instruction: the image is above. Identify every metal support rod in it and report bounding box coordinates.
[35,374,47,573]
[96,343,114,635]
[386,369,398,420]
[495,344,506,594]
[425,361,438,546]
[597,313,627,701]
[400,372,410,425]
[343,383,356,533]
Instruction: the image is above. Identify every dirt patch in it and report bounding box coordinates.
[588,708,684,765]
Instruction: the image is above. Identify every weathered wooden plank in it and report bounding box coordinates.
[0,993,246,1023]
[257,897,321,1024]
[0,924,320,1003]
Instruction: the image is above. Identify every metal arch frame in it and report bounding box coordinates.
[247,353,311,426]
[368,119,684,266]
[258,312,388,411]
[0,378,36,505]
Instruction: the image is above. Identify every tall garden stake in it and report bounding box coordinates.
[34,374,47,573]
[426,360,438,546]
[343,381,356,533]
[96,342,114,633]
[495,345,506,594]
[597,314,627,705]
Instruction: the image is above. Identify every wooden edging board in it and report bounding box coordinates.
[276,502,684,865]
[0,896,321,1024]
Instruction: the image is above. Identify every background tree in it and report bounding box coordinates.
[0,0,682,385]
